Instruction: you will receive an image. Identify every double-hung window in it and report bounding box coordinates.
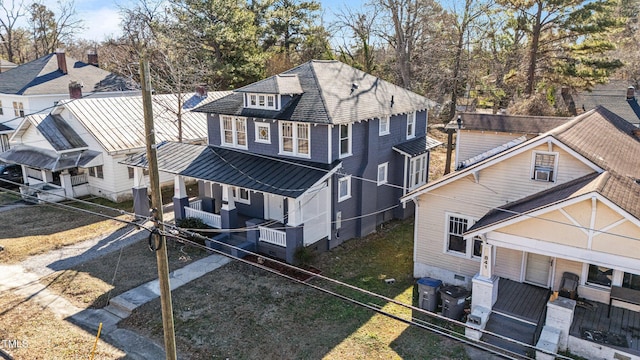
[339,124,352,158]
[13,101,24,117]
[379,116,389,135]
[221,116,247,149]
[280,121,310,157]
[377,163,388,186]
[338,176,351,202]
[446,214,482,258]
[408,154,428,190]
[532,151,557,182]
[232,187,250,204]
[406,112,416,139]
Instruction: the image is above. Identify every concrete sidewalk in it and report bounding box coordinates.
[0,219,231,359]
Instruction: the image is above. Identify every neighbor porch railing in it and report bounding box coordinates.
[259,226,286,247]
[189,199,202,211]
[185,206,221,229]
[71,173,88,186]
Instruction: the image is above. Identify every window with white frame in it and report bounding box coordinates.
[339,124,351,157]
[232,187,250,204]
[280,121,310,157]
[408,154,428,190]
[587,264,612,287]
[255,122,271,143]
[377,163,388,186]
[446,214,482,258]
[531,151,557,182]
[379,116,389,135]
[221,116,247,148]
[88,165,104,179]
[13,101,24,117]
[406,112,416,139]
[245,93,278,110]
[338,176,351,202]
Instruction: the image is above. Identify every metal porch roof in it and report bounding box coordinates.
[122,142,341,198]
[392,135,443,157]
[0,145,102,171]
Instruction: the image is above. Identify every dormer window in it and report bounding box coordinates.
[245,93,279,110]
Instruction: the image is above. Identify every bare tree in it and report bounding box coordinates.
[332,5,380,74]
[29,1,84,58]
[0,0,26,62]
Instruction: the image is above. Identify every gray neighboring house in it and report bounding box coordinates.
[123,60,440,263]
[562,80,640,126]
[0,50,140,152]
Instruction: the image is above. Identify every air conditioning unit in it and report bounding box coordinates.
[534,169,552,181]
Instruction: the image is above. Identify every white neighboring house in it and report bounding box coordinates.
[0,50,140,152]
[0,90,231,204]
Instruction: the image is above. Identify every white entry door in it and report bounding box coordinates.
[525,253,552,287]
[267,194,284,223]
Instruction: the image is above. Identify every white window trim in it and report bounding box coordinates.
[406,112,416,139]
[377,162,388,186]
[337,176,351,202]
[443,213,481,260]
[279,121,311,158]
[220,116,248,149]
[254,121,271,144]
[245,93,279,110]
[379,116,390,136]
[232,187,251,205]
[339,124,352,158]
[530,151,558,182]
[582,263,620,290]
[408,153,428,190]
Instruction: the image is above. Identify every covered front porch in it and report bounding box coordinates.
[123,142,340,264]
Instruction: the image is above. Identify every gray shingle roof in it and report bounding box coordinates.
[572,80,640,126]
[0,52,138,95]
[32,114,87,151]
[122,142,340,198]
[196,60,436,125]
[236,74,304,94]
[453,112,571,134]
[393,135,443,157]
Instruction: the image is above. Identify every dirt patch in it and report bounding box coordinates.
[244,254,322,282]
[40,238,210,309]
[0,291,125,360]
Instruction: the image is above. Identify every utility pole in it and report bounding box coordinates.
[140,56,178,360]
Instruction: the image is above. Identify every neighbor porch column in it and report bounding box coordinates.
[466,242,499,341]
[220,185,237,228]
[173,175,189,221]
[285,197,304,264]
[59,170,73,198]
[42,169,53,183]
[132,167,149,218]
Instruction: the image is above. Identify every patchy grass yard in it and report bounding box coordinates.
[0,291,125,360]
[41,239,209,309]
[0,203,131,263]
[121,219,471,359]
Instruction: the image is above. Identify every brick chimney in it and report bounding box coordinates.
[195,84,207,97]
[627,86,636,100]
[56,49,67,74]
[69,81,82,99]
[87,49,98,66]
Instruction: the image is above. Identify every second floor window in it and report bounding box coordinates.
[13,101,24,117]
[246,93,278,110]
[406,112,416,139]
[532,151,557,182]
[221,116,247,149]
[339,124,351,157]
[379,116,389,135]
[280,121,309,157]
[409,154,428,190]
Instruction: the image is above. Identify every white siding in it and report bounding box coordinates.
[457,131,528,164]
[414,143,596,282]
[18,123,55,151]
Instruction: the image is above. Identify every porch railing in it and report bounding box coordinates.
[189,199,202,211]
[71,173,88,186]
[259,226,286,247]
[185,207,221,229]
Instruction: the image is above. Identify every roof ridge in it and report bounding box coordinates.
[308,61,332,123]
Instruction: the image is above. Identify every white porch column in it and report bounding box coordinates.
[467,242,499,341]
[173,175,189,221]
[221,185,235,210]
[133,167,146,189]
[132,167,149,218]
[479,243,494,279]
[59,170,73,198]
[174,175,186,198]
[42,169,53,183]
[287,198,301,226]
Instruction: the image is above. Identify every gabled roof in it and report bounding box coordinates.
[572,80,640,126]
[0,123,12,133]
[393,135,443,157]
[404,106,640,223]
[453,112,571,134]
[121,142,341,198]
[59,91,231,154]
[196,60,436,125]
[0,52,138,95]
[30,113,87,151]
